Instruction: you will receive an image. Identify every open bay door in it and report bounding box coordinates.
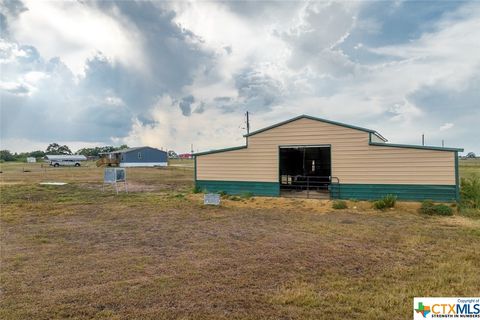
[279,145,332,199]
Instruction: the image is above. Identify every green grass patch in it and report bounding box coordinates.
[191,185,202,194]
[240,192,254,199]
[419,200,454,216]
[460,174,480,208]
[332,200,348,209]
[373,194,397,210]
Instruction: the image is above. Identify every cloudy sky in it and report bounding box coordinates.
[1,0,479,154]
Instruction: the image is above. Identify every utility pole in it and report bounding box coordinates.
[422,134,425,146]
[245,111,250,145]
[442,140,444,147]
[190,144,194,154]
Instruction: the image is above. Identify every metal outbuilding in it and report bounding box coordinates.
[194,115,463,202]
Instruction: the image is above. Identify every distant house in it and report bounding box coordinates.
[97,147,168,167]
[179,153,193,159]
[26,157,36,163]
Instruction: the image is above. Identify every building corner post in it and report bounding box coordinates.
[194,155,197,186]
[455,151,460,202]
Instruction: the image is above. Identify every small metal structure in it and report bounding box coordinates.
[204,193,220,205]
[103,167,128,194]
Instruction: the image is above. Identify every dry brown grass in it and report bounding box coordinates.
[1,162,479,319]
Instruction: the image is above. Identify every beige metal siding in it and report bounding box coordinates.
[196,118,455,185]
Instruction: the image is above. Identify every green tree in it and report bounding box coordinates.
[28,150,46,158]
[0,150,15,161]
[46,143,72,155]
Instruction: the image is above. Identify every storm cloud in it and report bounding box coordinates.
[0,0,479,153]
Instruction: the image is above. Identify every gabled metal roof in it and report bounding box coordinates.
[244,114,387,141]
[103,146,166,154]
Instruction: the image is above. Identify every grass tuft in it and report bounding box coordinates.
[270,282,321,308]
[240,192,254,199]
[332,200,347,209]
[460,174,480,218]
[373,194,397,210]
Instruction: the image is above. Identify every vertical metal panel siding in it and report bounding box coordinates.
[196,118,455,185]
[196,180,280,196]
[123,148,167,163]
[329,184,457,202]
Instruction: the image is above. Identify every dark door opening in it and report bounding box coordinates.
[279,146,332,198]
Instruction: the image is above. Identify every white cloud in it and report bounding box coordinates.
[170,1,292,102]
[0,39,28,63]
[119,95,247,153]
[0,81,31,95]
[439,123,454,131]
[8,0,145,76]
[104,96,125,107]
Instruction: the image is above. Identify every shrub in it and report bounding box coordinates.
[459,208,480,219]
[382,194,397,208]
[420,200,453,216]
[460,174,480,209]
[373,200,386,210]
[218,190,227,196]
[192,185,202,194]
[433,204,454,216]
[332,200,347,209]
[420,200,435,214]
[240,192,254,199]
[373,194,397,210]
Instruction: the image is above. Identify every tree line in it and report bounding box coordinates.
[0,143,129,162]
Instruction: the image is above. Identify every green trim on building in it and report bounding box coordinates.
[329,183,457,202]
[196,180,280,197]
[244,114,385,139]
[455,152,460,202]
[370,141,463,152]
[193,145,247,157]
[194,156,197,182]
[369,133,463,152]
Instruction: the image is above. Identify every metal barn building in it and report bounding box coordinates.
[98,147,168,167]
[194,115,463,201]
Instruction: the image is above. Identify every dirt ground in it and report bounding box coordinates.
[1,161,479,319]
